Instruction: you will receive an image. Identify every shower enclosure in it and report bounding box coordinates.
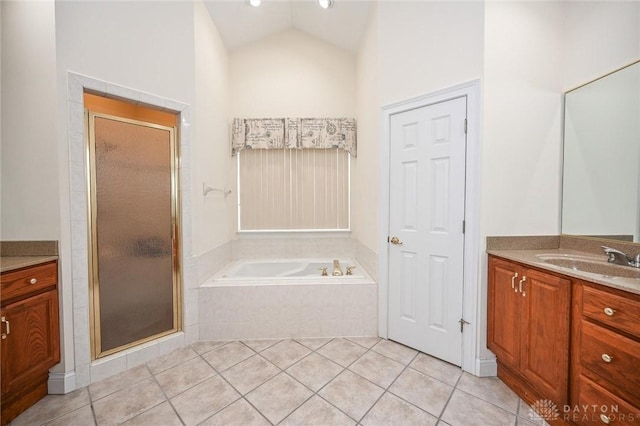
[85,93,181,359]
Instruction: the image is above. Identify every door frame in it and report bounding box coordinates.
[378,79,481,375]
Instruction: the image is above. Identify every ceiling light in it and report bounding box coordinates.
[249,0,261,7]
[318,0,333,9]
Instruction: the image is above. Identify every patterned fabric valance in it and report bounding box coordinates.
[232,117,357,157]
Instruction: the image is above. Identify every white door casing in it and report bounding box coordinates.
[378,80,483,375]
[387,96,467,366]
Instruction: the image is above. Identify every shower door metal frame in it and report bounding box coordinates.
[86,109,182,360]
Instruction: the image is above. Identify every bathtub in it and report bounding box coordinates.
[209,258,370,285]
[199,258,377,340]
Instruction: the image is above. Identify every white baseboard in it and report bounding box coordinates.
[476,357,498,377]
[48,371,76,394]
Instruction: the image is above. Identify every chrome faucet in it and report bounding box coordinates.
[601,246,640,268]
[332,259,343,276]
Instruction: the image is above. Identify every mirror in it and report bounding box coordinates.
[562,60,640,243]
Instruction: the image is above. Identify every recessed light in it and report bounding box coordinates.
[318,0,333,9]
[249,0,261,7]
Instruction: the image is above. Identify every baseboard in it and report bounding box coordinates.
[476,357,498,377]
[48,371,76,394]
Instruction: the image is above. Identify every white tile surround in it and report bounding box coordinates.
[66,72,196,388]
[199,283,378,340]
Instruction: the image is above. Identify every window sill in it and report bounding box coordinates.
[236,230,352,239]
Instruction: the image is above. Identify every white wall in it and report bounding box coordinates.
[193,1,233,255]
[54,0,197,385]
[1,0,59,240]
[563,1,640,90]
[353,4,379,254]
[229,29,357,118]
[377,1,484,106]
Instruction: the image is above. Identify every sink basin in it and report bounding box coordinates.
[536,254,640,279]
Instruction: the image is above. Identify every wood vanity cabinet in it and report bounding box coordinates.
[1,261,60,426]
[571,281,640,425]
[488,256,571,411]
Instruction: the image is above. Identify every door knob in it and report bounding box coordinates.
[390,237,403,245]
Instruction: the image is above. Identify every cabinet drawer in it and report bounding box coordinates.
[574,375,640,425]
[0,262,57,302]
[580,321,640,398]
[583,286,640,338]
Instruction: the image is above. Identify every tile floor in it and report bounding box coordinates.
[10,338,551,426]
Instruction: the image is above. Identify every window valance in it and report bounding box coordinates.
[232,117,357,157]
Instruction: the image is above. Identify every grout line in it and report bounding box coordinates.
[435,368,464,422]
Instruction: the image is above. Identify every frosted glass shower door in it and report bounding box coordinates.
[87,104,180,358]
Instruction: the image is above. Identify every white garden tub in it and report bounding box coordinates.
[199,258,377,340]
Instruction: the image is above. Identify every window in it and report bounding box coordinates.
[238,148,350,231]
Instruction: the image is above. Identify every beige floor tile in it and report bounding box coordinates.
[518,418,544,426]
[191,340,226,355]
[371,340,418,365]
[456,372,519,414]
[409,353,462,387]
[171,375,240,426]
[146,347,199,375]
[201,341,255,371]
[388,369,453,417]
[318,370,384,421]
[221,354,280,394]
[281,395,356,426]
[155,356,217,397]
[295,338,332,350]
[361,392,438,426]
[199,399,270,426]
[349,351,405,388]
[92,378,166,425]
[347,336,382,349]
[44,404,95,426]
[316,339,367,367]
[260,339,312,369]
[12,388,91,426]
[242,339,281,352]
[246,373,313,424]
[120,401,182,426]
[441,389,516,426]
[89,364,151,401]
[286,352,344,391]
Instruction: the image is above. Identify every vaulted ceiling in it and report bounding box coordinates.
[204,0,373,52]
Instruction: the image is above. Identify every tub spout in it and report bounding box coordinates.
[332,259,343,276]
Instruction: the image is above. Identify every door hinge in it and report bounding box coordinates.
[462,220,466,234]
[464,118,468,134]
[459,318,470,333]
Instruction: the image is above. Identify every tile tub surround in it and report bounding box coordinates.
[11,337,549,426]
[199,282,378,340]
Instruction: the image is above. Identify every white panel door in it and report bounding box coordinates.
[388,96,467,366]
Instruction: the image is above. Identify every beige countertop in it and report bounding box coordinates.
[0,256,59,273]
[488,248,640,296]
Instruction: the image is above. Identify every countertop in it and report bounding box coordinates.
[0,256,59,273]
[488,248,640,296]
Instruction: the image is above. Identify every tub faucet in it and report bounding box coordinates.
[332,259,343,276]
[601,246,640,268]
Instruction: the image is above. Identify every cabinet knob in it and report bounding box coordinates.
[29,278,38,285]
[600,413,612,424]
[603,307,615,316]
[601,353,613,363]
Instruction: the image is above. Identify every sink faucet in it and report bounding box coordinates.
[332,259,343,276]
[601,246,640,268]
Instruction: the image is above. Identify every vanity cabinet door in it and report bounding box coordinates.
[520,268,571,406]
[488,256,521,369]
